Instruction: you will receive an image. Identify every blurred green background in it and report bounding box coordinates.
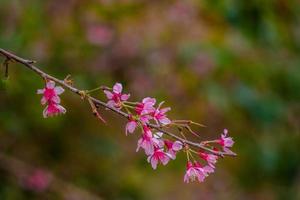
[0,0,300,199]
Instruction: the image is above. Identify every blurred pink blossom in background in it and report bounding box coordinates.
[22,169,53,193]
[86,24,113,46]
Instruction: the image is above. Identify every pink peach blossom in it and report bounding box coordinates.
[135,97,156,115]
[152,101,171,125]
[147,147,171,169]
[37,81,64,105]
[37,81,66,118]
[199,152,218,168]
[104,83,130,108]
[184,161,207,183]
[43,102,66,118]
[136,126,155,155]
[194,161,214,175]
[219,129,234,153]
[164,140,183,159]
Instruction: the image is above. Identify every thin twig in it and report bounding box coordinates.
[87,96,106,123]
[3,57,10,78]
[0,48,236,157]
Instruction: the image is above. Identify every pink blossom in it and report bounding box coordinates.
[139,114,152,124]
[218,129,234,153]
[184,161,207,183]
[23,169,52,193]
[135,97,156,115]
[37,81,64,105]
[86,25,113,46]
[43,102,66,118]
[164,140,183,159]
[37,81,66,118]
[104,83,130,108]
[152,102,171,125]
[199,152,218,168]
[147,147,171,169]
[194,161,214,175]
[136,126,155,155]
[125,120,137,135]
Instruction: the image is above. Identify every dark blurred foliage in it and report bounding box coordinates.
[0,0,300,199]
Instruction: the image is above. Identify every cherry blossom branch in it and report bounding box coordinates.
[0,48,236,157]
[1,48,238,183]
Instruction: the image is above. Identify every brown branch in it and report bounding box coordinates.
[0,48,236,157]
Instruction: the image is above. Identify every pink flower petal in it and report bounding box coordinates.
[150,157,158,170]
[121,94,130,101]
[113,83,123,94]
[223,129,228,135]
[104,90,113,99]
[56,105,66,113]
[203,165,215,174]
[51,96,61,104]
[37,89,45,94]
[107,100,115,107]
[159,117,171,125]
[126,121,137,135]
[160,107,171,114]
[168,150,176,160]
[160,154,170,165]
[142,97,156,105]
[172,141,183,151]
[41,97,47,105]
[46,81,55,89]
[54,86,64,95]
[144,141,154,155]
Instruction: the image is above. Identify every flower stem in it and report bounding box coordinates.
[86,86,104,94]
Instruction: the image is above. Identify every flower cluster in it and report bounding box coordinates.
[102,83,235,183]
[37,81,66,118]
[36,80,235,183]
[3,48,236,184]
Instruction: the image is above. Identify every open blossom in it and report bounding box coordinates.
[194,161,214,175]
[136,126,155,155]
[218,129,234,153]
[43,102,66,118]
[37,81,66,118]
[37,81,64,105]
[152,102,171,125]
[184,161,208,183]
[164,140,183,159]
[199,152,218,168]
[147,147,171,169]
[34,81,234,183]
[103,83,130,108]
[135,97,156,115]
